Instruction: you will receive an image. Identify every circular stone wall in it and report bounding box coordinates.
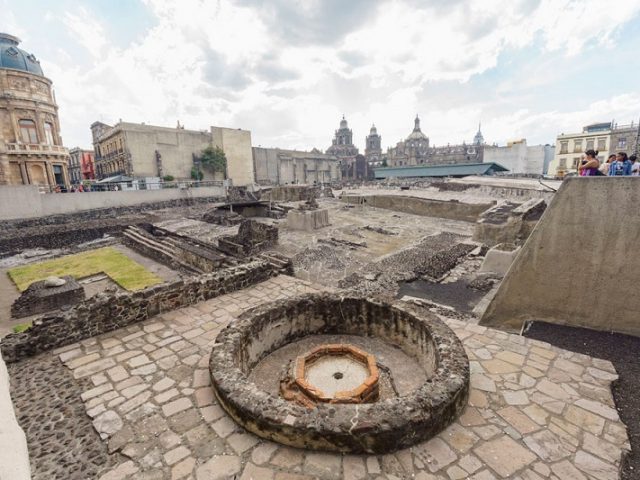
[209,293,469,454]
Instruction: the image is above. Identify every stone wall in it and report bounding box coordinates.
[0,185,225,220]
[218,220,278,256]
[0,195,224,254]
[340,194,494,223]
[1,260,278,363]
[481,177,640,337]
[473,199,546,247]
[11,276,84,318]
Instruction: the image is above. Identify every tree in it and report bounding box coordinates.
[200,146,227,176]
[381,158,388,167]
[162,175,174,182]
[190,167,203,181]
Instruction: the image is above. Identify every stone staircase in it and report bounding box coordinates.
[122,226,203,275]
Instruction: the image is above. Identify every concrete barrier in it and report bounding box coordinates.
[340,194,494,222]
[481,177,640,337]
[0,354,31,480]
[0,185,226,220]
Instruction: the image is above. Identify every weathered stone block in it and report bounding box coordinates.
[11,275,84,318]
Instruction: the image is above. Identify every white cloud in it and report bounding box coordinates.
[9,0,640,152]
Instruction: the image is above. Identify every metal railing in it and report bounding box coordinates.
[39,179,225,193]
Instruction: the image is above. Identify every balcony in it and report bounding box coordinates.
[3,143,69,156]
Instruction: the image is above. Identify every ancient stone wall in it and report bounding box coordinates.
[218,220,278,256]
[1,260,278,363]
[340,195,494,223]
[11,276,84,318]
[0,196,223,254]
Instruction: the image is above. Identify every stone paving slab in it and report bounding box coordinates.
[57,275,630,480]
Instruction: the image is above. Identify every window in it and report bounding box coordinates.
[18,119,38,143]
[560,141,568,154]
[573,157,581,169]
[559,158,567,168]
[573,140,583,153]
[618,137,627,149]
[586,139,594,150]
[44,122,55,145]
[597,138,606,150]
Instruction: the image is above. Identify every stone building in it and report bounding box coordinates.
[483,139,554,175]
[91,121,254,185]
[0,33,70,188]
[364,124,383,167]
[548,121,639,177]
[67,148,95,183]
[253,147,341,185]
[386,116,485,167]
[326,115,359,160]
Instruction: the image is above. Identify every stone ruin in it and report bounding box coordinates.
[286,188,331,231]
[209,293,469,453]
[217,219,278,257]
[11,275,84,318]
[473,198,546,247]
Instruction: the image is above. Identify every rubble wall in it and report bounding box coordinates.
[0,185,225,220]
[340,195,494,223]
[1,261,277,363]
[481,177,640,336]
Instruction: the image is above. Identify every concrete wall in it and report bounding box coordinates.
[212,127,254,186]
[253,147,341,185]
[124,125,212,180]
[340,194,494,223]
[481,177,640,337]
[0,354,31,480]
[0,184,225,220]
[483,141,553,175]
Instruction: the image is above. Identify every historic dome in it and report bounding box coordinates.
[339,115,348,129]
[370,124,378,135]
[0,33,44,77]
[406,114,428,141]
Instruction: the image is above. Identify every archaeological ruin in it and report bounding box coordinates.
[0,176,636,480]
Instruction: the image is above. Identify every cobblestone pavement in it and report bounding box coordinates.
[8,352,120,479]
[54,275,629,480]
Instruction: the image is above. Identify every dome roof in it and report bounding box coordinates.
[339,115,348,129]
[0,33,44,77]
[406,115,428,141]
[370,124,378,135]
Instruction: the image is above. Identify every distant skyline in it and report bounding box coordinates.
[2,0,640,151]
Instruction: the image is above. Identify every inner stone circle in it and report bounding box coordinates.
[209,293,470,453]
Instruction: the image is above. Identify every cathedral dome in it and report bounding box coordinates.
[0,33,44,77]
[339,115,348,129]
[370,124,378,135]
[406,115,428,141]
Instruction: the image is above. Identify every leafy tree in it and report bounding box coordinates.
[200,146,227,175]
[381,158,388,167]
[162,175,175,181]
[190,167,203,181]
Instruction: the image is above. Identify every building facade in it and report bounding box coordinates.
[326,116,359,160]
[364,125,382,167]
[386,116,485,167]
[68,148,95,183]
[253,147,341,185]
[0,33,70,188]
[549,122,640,177]
[91,121,254,185]
[483,139,554,175]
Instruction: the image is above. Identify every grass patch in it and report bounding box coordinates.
[8,246,162,292]
[13,322,31,333]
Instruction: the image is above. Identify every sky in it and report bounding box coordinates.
[2,0,640,151]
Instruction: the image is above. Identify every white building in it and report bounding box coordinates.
[483,139,554,176]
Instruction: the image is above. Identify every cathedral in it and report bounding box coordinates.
[325,114,486,179]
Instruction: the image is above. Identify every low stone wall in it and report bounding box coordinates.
[11,276,85,318]
[0,185,226,220]
[286,209,330,231]
[218,220,278,256]
[1,260,278,363]
[473,198,546,247]
[340,195,494,223]
[0,195,225,254]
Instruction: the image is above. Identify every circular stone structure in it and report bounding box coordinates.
[209,293,469,454]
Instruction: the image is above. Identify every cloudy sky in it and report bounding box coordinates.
[2,0,640,151]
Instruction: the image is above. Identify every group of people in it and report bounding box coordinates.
[577,150,639,176]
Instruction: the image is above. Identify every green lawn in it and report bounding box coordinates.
[8,246,162,292]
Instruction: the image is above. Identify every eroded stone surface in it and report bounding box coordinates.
[55,275,629,479]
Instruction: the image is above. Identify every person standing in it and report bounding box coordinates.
[578,149,600,176]
[630,155,639,176]
[608,152,632,176]
[599,154,616,175]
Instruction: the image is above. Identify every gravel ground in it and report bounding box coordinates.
[524,321,639,480]
[8,353,120,480]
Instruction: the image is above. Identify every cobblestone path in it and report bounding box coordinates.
[53,275,628,480]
